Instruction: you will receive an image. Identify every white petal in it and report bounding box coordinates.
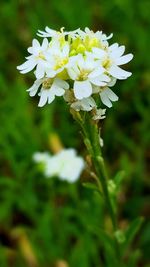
[19,61,37,74]
[88,66,105,78]
[47,91,55,104]
[92,48,106,58]
[67,68,78,80]
[51,85,65,97]
[27,47,33,54]
[17,59,35,70]
[38,90,48,107]
[35,64,45,79]
[74,81,92,100]
[46,69,56,78]
[110,45,125,58]
[105,88,118,101]
[54,78,69,90]
[107,77,117,87]
[115,53,133,65]
[41,38,49,50]
[32,39,40,49]
[100,91,112,108]
[27,79,42,96]
[109,43,119,51]
[45,26,55,34]
[109,65,132,79]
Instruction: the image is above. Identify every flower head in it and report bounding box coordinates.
[17,27,133,119]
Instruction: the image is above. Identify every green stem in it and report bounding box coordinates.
[71,110,121,263]
[82,117,117,231]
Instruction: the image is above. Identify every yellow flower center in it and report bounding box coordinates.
[70,36,105,56]
[37,52,45,60]
[42,78,53,89]
[77,69,90,81]
[57,69,69,80]
[102,57,112,69]
[53,57,68,70]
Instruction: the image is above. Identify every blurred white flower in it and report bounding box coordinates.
[33,149,85,183]
[33,152,50,163]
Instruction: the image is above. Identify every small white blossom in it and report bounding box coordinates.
[92,108,106,120]
[33,149,85,183]
[45,40,70,77]
[27,77,69,107]
[92,44,133,80]
[71,97,96,111]
[68,54,109,100]
[17,38,49,79]
[37,26,79,38]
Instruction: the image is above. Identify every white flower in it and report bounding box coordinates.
[92,44,133,80]
[17,27,133,110]
[27,77,69,107]
[71,97,96,111]
[92,108,106,120]
[45,40,70,77]
[68,54,110,100]
[107,43,133,79]
[78,27,113,47]
[33,149,85,183]
[92,77,119,108]
[17,38,49,79]
[37,26,79,38]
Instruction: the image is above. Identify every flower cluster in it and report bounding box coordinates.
[17,27,133,116]
[33,148,85,183]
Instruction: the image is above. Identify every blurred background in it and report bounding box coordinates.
[0,0,150,266]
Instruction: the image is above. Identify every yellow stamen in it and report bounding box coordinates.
[54,57,68,70]
[42,78,53,89]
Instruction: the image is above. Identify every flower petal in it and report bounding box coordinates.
[27,79,43,96]
[38,90,49,107]
[115,53,133,65]
[88,66,105,78]
[74,81,92,100]
[92,48,106,59]
[32,39,40,49]
[41,38,49,50]
[109,65,132,79]
[105,88,118,101]
[100,90,112,108]
[48,91,55,104]
[54,78,69,90]
[35,64,45,79]
[17,59,36,70]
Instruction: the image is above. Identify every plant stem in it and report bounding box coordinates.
[80,113,117,231]
[71,110,121,263]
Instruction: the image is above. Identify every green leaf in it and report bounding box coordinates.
[114,170,126,191]
[82,182,99,192]
[123,217,144,251]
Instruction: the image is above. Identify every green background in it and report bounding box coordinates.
[0,0,150,266]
